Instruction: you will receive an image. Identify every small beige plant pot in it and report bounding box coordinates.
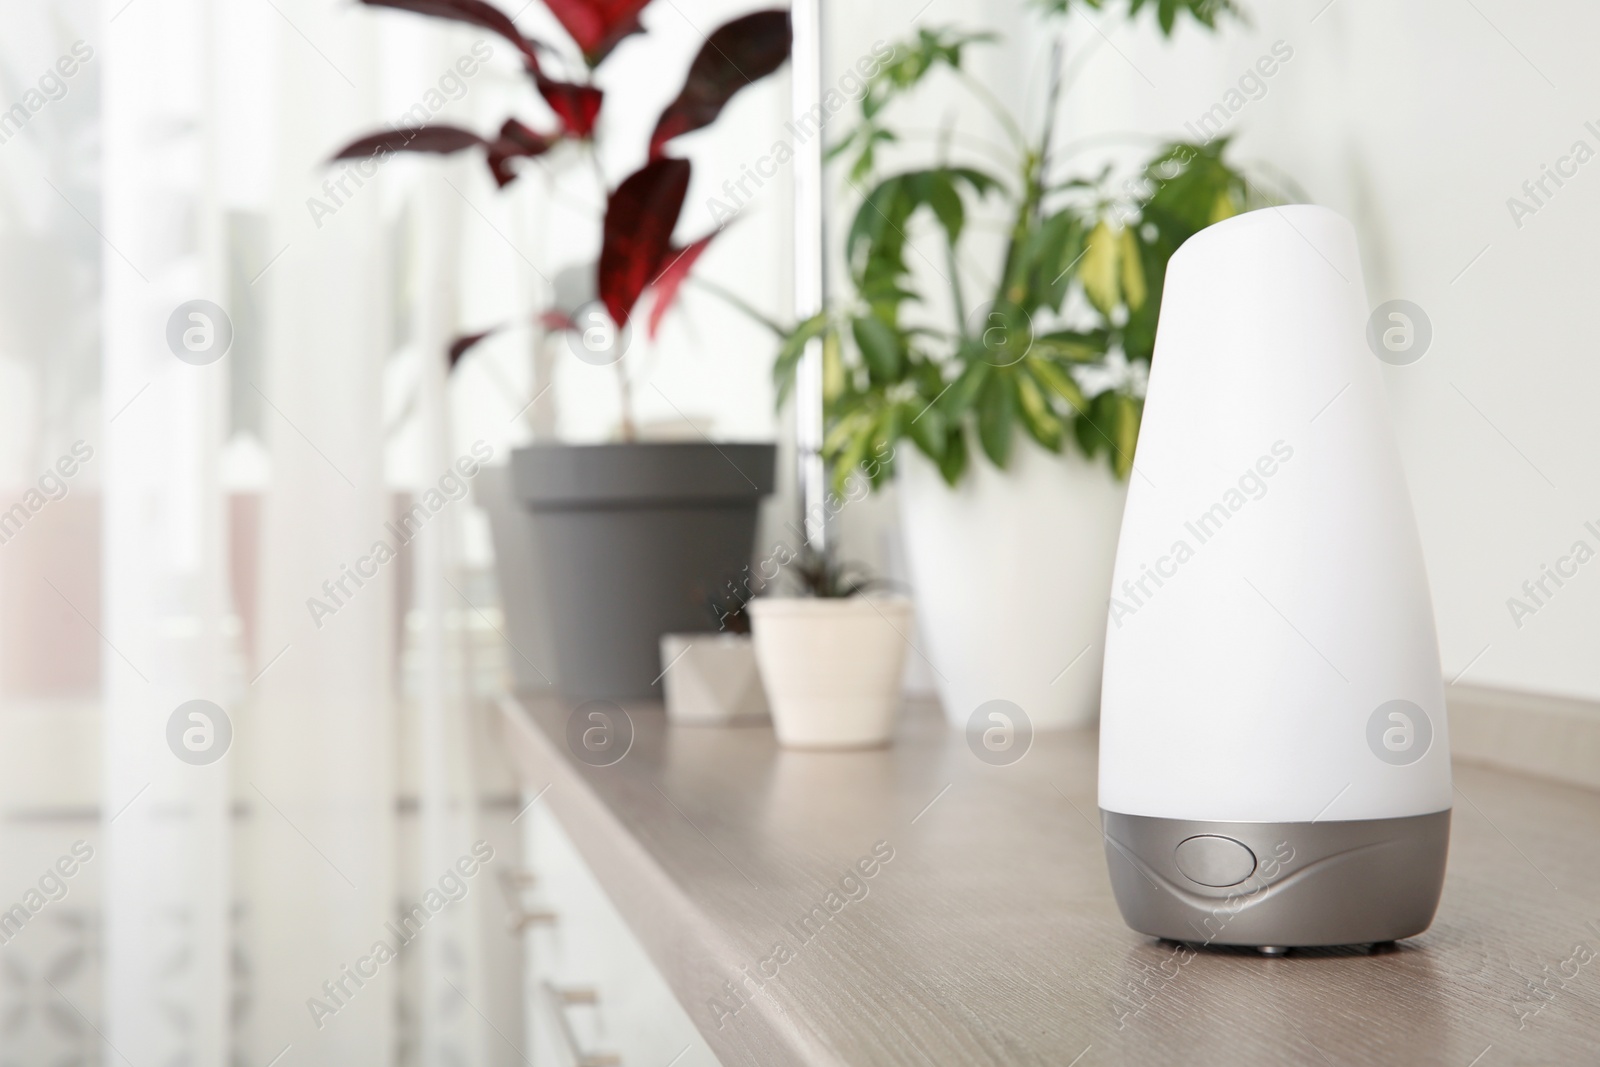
[748,596,913,749]
[658,633,769,725]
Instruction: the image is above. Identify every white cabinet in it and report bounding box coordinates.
[516,803,722,1067]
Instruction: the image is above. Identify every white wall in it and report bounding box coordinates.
[1048,0,1600,701]
[810,0,1600,702]
[443,0,1598,700]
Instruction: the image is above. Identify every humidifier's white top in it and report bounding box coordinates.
[1098,205,1451,823]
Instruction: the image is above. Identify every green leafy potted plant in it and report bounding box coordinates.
[774,0,1281,731]
[335,0,792,699]
[748,548,911,749]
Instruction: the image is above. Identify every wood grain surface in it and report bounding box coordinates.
[500,694,1600,1067]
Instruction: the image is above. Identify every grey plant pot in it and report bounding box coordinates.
[511,442,777,700]
[476,464,560,692]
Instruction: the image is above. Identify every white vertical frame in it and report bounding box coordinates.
[101,0,231,1061]
[790,0,829,549]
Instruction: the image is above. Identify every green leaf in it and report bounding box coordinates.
[868,404,904,488]
[773,312,831,409]
[905,398,947,460]
[976,371,1017,467]
[1073,406,1105,460]
[849,146,875,185]
[1119,225,1147,311]
[1033,329,1108,365]
[1210,187,1239,223]
[857,277,920,310]
[1119,137,1263,362]
[971,302,1032,367]
[911,356,947,397]
[1028,211,1086,312]
[852,315,904,383]
[1030,0,1242,34]
[825,396,876,454]
[847,177,905,268]
[832,29,1000,185]
[1026,356,1088,413]
[823,408,871,458]
[942,359,990,418]
[1079,220,1120,316]
[822,329,847,402]
[1108,392,1143,479]
[1016,372,1063,452]
[938,424,969,485]
[1138,139,1255,236]
[1072,391,1142,479]
[846,167,1001,299]
[868,27,998,105]
[927,171,965,244]
[832,424,870,496]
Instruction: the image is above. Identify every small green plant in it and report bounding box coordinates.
[775,0,1286,493]
[788,546,892,598]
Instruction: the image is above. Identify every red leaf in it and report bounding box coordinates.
[359,0,544,67]
[646,230,717,340]
[536,77,603,138]
[331,125,486,162]
[453,310,574,368]
[649,10,791,159]
[449,327,500,368]
[542,0,651,65]
[599,157,690,327]
[486,119,558,186]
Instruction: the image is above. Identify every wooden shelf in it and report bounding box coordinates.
[500,694,1600,1066]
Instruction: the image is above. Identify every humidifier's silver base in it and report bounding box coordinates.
[1101,808,1450,949]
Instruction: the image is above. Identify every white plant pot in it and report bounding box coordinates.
[658,633,769,725]
[898,436,1127,731]
[748,597,913,749]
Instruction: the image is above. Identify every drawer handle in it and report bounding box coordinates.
[500,868,540,892]
[509,909,558,933]
[543,981,620,1067]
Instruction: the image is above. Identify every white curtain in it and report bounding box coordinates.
[0,1,509,1063]
[4,0,803,1060]
[1,3,114,1065]
[240,0,400,1061]
[101,0,233,1062]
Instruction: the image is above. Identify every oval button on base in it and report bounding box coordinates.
[1174,835,1258,887]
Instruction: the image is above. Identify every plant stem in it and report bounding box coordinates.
[587,143,609,200]
[997,150,1042,307]
[991,37,1069,309]
[938,116,968,335]
[953,68,1028,158]
[615,361,636,441]
[689,276,788,337]
[946,239,968,338]
[1036,37,1066,220]
[879,127,1019,161]
[585,142,631,438]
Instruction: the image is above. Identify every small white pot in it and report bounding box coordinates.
[748,596,913,749]
[658,633,769,726]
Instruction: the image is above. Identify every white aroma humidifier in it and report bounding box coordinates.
[1098,205,1451,952]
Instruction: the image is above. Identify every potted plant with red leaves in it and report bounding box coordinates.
[334,0,792,700]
